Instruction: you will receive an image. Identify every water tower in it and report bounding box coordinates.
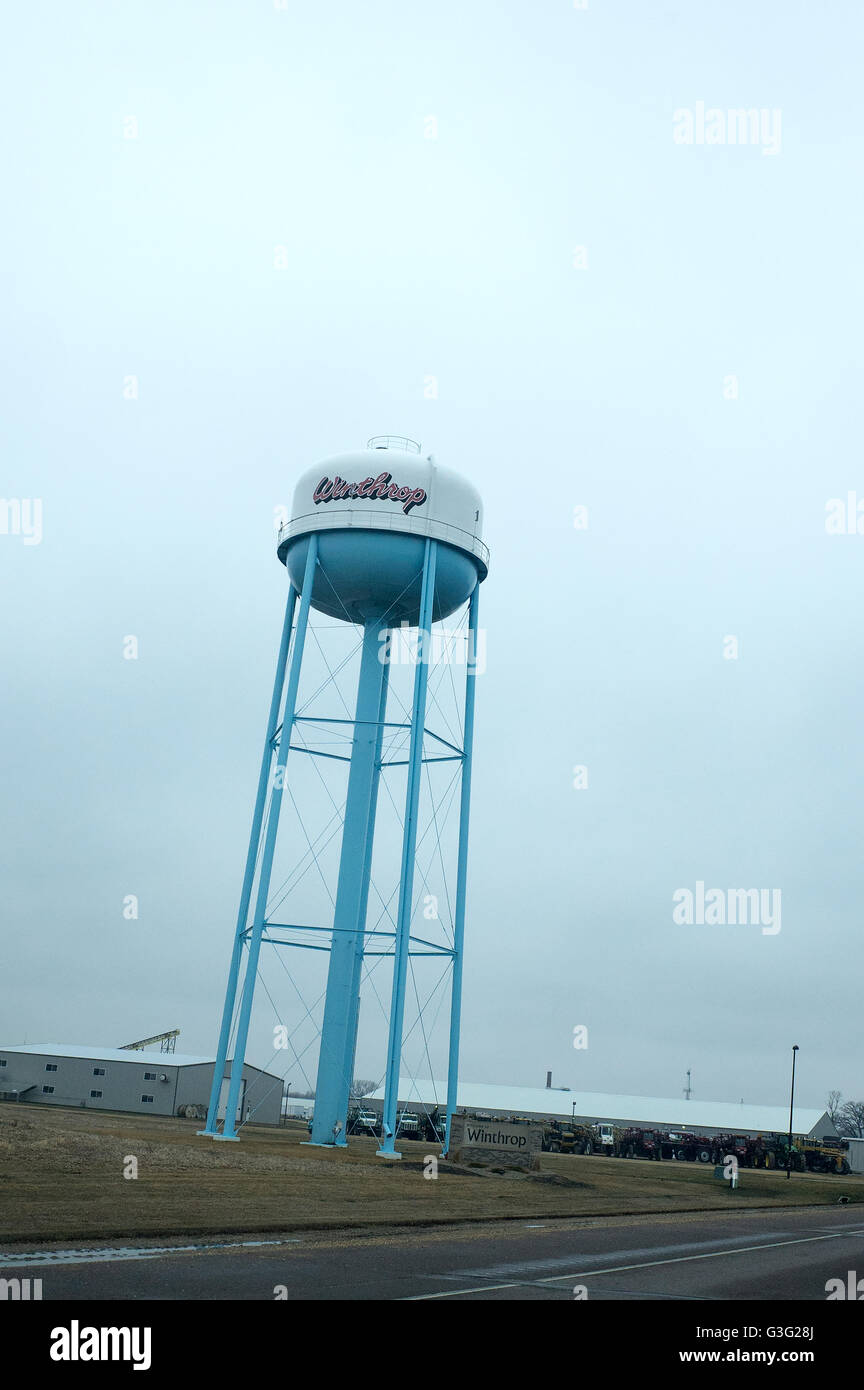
[199,436,488,1155]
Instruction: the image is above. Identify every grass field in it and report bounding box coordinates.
[1,1104,861,1245]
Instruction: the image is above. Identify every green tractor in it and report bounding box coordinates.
[765,1135,806,1171]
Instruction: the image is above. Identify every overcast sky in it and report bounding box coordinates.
[2,1,862,1116]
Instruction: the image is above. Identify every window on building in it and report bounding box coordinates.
[141,1095,154,1103]
[45,1063,58,1072]
[93,1067,105,1076]
[143,1072,156,1081]
[90,1090,103,1099]
[42,1085,55,1094]
[0,1059,6,1067]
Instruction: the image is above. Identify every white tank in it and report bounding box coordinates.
[277,437,488,624]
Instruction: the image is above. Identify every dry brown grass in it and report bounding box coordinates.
[1,1104,861,1245]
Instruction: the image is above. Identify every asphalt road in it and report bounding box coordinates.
[4,1205,864,1301]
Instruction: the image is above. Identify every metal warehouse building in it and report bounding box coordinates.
[0,1044,283,1126]
[367,1079,836,1141]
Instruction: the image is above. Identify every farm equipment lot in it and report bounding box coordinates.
[2,1105,862,1247]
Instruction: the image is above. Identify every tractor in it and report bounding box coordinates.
[648,1131,714,1162]
[798,1137,851,1174]
[619,1127,663,1159]
[424,1107,448,1144]
[542,1119,581,1154]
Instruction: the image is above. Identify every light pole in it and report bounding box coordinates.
[786,1045,799,1180]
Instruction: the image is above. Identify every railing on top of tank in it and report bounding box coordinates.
[366,435,422,454]
[276,509,489,570]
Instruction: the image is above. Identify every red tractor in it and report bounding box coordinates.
[711,1134,772,1168]
[658,1131,714,1162]
[619,1127,663,1159]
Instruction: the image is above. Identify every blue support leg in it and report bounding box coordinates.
[215,535,318,1140]
[200,588,297,1136]
[377,541,438,1157]
[309,615,389,1145]
[443,585,479,1155]
[340,627,390,1134]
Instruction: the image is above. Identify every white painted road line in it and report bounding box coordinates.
[441,1232,801,1280]
[404,1227,864,1300]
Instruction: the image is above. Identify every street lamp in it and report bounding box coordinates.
[786,1045,799,1180]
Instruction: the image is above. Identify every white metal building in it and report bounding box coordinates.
[366,1079,836,1140]
[282,1098,314,1120]
[845,1137,864,1174]
[0,1044,283,1126]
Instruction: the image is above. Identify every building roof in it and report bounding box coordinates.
[367,1078,830,1136]
[0,1043,273,1073]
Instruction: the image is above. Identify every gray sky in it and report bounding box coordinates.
[2,1,862,1114]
